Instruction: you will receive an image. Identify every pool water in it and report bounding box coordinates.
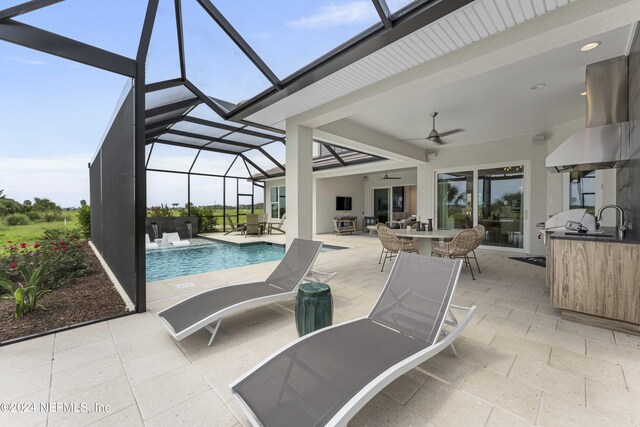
[146,239,285,282]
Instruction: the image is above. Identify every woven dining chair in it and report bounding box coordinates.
[468,224,485,273]
[431,229,478,279]
[377,225,419,272]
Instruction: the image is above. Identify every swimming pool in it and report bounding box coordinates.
[146,238,343,282]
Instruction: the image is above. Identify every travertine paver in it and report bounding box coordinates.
[1,232,639,426]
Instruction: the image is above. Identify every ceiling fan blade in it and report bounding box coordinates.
[405,137,428,141]
[387,177,402,179]
[437,128,464,138]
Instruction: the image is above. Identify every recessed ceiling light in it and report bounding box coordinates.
[580,91,587,96]
[531,83,546,90]
[580,41,601,52]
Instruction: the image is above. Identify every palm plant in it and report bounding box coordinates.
[0,263,51,319]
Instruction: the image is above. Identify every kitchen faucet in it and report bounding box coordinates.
[596,205,627,239]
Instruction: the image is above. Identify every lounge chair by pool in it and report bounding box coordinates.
[231,252,475,427]
[157,238,335,346]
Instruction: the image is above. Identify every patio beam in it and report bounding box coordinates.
[153,139,245,157]
[241,154,270,178]
[134,0,159,314]
[183,116,284,141]
[257,146,285,172]
[321,143,347,166]
[196,0,280,88]
[145,97,201,117]
[174,0,186,80]
[315,119,427,164]
[0,0,63,21]
[145,116,185,133]
[165,129,258,150]
[184,79,230,118]
[0,19,136,77]
[145,78,185,93]
[146,168,248,180]
[371,0,392,29]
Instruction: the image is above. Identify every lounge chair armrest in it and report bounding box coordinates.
[306,268,338,283]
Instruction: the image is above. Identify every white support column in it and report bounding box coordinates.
[285,121,314,248]
[417,163,432,225]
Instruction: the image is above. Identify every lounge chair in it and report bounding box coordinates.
[225,214,244,235]
[231,252,476,427]
[161,232,191,246]
[145,234,158,250]
[158,239,335,346]
[268,214,286,234]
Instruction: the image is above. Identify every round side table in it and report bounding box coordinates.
[295,282,333,337]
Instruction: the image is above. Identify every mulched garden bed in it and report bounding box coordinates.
[0,244,128,343]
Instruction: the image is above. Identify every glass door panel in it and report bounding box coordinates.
[373,188,391,224]
[436,171,473,230]
[477,165,524,248]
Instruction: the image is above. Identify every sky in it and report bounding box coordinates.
[0,0,414,208]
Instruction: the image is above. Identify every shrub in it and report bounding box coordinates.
[26,211,42,221]
[0,229,89,289]
[180,205,217,232]
[5,213,29,226]
[77,201,91,238]
[41,210,64,222]
[147,204,173,217]
[0,263,51,319]
[38,229,88,288]
[32,197,61,212]
[0,199,23,216]
[42,227,83,241]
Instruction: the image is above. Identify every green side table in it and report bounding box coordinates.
[295,282,333,337]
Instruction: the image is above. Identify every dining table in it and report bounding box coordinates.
[390,228,460,255]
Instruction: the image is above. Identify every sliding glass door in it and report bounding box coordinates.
[477,166,524,249]
[436,171,473,230]
[436,163,527,250]
[373,188,391,224]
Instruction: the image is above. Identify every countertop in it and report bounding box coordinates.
[548,227,640,244]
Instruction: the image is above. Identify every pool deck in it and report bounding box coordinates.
[2,231,640,426]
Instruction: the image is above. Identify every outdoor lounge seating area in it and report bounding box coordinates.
[3,233,640,427]
[2,0,640,426]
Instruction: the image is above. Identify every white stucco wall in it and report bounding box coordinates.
[315,175,365,234]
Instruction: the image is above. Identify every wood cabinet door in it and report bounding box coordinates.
[552,239,640,324]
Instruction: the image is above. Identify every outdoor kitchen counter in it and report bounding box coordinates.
[546,230,640,335]
[547,226,640,244]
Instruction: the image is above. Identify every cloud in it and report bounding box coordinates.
[287,2,377,30]
[0,154,91,208]
[7,56,47,66]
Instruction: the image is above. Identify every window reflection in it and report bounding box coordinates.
[477,166,524,249]
[569,170,596,215]
[436,171,473,230]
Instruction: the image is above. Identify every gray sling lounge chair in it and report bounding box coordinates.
[158,239,333,346]
[231,252,476,427]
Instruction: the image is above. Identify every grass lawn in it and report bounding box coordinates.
[0,212,79,244]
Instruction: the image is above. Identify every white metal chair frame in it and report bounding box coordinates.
[158,248,336,347]
[230,260,476,426]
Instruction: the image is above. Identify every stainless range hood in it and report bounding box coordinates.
[546,56,631,173]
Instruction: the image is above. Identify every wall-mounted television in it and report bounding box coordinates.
[336,196,352,211]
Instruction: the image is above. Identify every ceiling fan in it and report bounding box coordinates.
[379,171,402,180]
[407,112,464,145]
